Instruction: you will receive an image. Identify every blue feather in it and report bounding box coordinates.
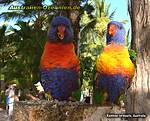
[106,21,126,45]
[48,16,74,43]
[96,74,126,103]
[40,68,79,100]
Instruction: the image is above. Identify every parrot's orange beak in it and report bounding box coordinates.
[108,24,116,36]
[57,25,66,40]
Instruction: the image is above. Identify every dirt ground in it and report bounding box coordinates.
[0,108,9,121]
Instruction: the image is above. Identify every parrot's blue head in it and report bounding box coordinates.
[106,21,126,45]
[48,16,74,43]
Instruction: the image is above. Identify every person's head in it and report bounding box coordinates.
[34,82,44,93]
[48,16,74,43]
[106,21,126,45]
[9,84,17,90]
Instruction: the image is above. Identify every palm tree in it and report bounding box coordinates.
[80,0,116,43]
[0,0,52,92]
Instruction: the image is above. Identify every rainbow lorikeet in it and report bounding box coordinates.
[94,21,135,106]
[40,16,80,101]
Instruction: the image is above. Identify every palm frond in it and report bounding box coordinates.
[0,25,7,48]
[0,25,7,37]
[121,20,129,24]
[80,18,97,42]
[105,3,111,16]
[109,8,116,20]
[125,29,130,47]
[83,4,95,14]
[0,0,14,4]
[0,11,31,21]
[100,0,105,17]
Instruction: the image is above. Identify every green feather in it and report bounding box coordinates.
[72,80,81,101]
[72,89,81,101]
[92,89,105,105]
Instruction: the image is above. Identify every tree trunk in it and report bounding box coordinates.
[127,0,150,121]
[68,0,80,55]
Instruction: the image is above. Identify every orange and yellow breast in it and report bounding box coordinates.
[96,43,135,78]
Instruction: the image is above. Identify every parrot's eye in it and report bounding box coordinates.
[108,24,117,36]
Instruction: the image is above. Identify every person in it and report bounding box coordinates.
[5,84,19,120]
[80,88,91,104]
[34,82,46,100]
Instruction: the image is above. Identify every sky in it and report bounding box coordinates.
[106,0,131,41]
[106,0,131,33]
[0,0,131,39]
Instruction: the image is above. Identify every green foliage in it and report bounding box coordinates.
[0,90,6,107]
[125,29,137,63]
[128,48,137,62]
[125,29,130,47]
[121,20,129,24]
[117,93,125,105]
[1,22,47,88]
[80,0,113,91]
[0,8,48,91]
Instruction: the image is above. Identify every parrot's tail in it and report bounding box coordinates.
[40,68,79,100]
[97,74,126,104]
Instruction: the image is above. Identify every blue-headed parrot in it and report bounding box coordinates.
[94,21,135,106]
[39,16,80,101]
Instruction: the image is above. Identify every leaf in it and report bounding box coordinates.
[109,8,116,20]
[121,20,129,24]
[80,18,97,42]
[128,48,137,62]
[125,29,130,47]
